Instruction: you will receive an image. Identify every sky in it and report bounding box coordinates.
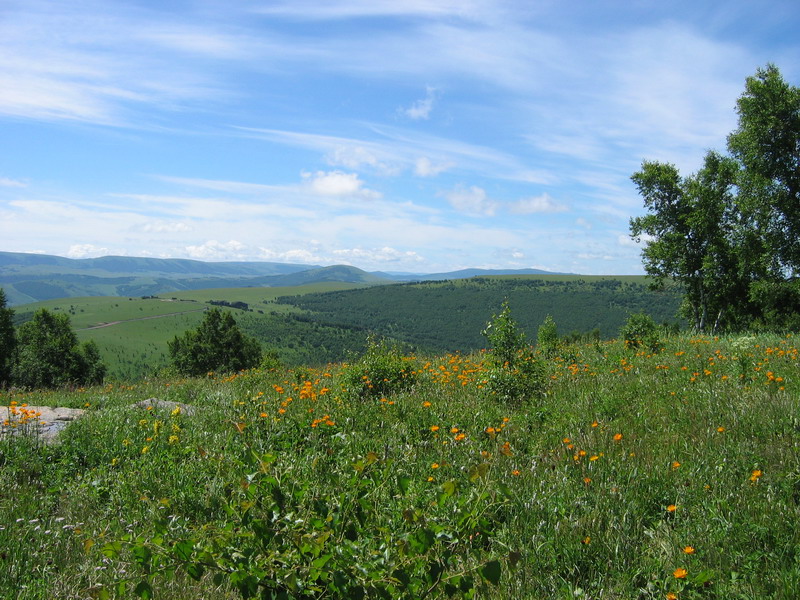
[1,1,798,275]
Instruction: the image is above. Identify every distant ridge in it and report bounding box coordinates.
[378,267,570,281]
[0,251,568,306]
[0,252,389,305]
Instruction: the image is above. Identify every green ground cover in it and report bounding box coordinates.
[1,332,797,599]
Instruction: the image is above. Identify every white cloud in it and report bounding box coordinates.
[67,244,110,258]
[442,184,498,216]
[400,86,438,120]
[618,233,654,247]
[302,170,381,199]
[0,177,27,188]
[332,246,424,263]
[140,220,193,233]
[414,157,452,177]
[509,193,568,215]
[184,240,248,260]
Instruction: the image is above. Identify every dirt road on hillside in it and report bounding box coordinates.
[77,308,207,331]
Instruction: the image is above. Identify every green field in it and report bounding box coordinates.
[1,331,797,598]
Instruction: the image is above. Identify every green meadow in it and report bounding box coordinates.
[1,331,798,599]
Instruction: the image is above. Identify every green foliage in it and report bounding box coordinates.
[620,312,661,352]
[2,333,800,599]
[537,314,559,357]
[631,64,800,332]
[0,289,15,387]
[12,308,106,388]
[340,336,417,399]
[480,301,544,403]
[168,308,261,377]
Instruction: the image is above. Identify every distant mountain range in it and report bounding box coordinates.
[0,251,566,306]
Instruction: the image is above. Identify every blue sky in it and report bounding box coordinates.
[1,0,798,274]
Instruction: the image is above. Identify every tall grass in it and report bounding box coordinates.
[1,333,798,598]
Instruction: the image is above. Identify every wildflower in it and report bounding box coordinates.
[717,426,725,433]
[581,536,590,544]
[613,433,623,441]
[168,435,179,444]
[454,433,466,442]
[451,427,459,434]
[430,425,440,432]
[422,401,431,407]
[666,593,678,600]
[667,504,677,513]
[511,469,521,476]
[589,455,599,461]
[683,546,695,554]
[673,567,687,579]
[591,421,599,428]
[431,463,440,469]
[672,461,681,470]
[583,477,591,484]
[750,469,763,482]
[141,446,149,454]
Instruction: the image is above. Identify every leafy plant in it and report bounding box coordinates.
[168,308,261,377]
[340,336,417,399]
[620,312,661,352]
[480,301,544,403]
[537,314,560,357]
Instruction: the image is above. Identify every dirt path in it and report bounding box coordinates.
[77,308,207,330]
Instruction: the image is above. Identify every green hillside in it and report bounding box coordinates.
[275,275,683,352]
[0,252,388,305]
[9,275,682,380]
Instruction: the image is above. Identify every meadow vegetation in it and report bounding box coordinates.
[2,317,798,599]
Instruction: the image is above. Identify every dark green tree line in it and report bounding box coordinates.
[630,65,800,332]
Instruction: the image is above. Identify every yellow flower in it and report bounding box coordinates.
[666,593,678,600]
[673,567,687,579]
[683,546,695,554]
[750,469,763,481]
[431,462,440,469]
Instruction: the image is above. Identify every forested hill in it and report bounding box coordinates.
[270,275,683,353]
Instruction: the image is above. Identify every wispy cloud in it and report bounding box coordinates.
[399,86,439,120]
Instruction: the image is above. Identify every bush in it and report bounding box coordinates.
[480,301,544,403]
[620,312,661,352]
[341,336,417,399]
[537,314,559,357]
[168,308,261,377]
[12,308,106,388]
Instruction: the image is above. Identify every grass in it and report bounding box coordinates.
[1,332,799,599]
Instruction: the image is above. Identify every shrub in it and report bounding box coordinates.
[480,301,544,403]
[341,336,417,399]
[620,312,661,352]
[12,308,106,388]
[168,308,261,377]
[537,314,559,357]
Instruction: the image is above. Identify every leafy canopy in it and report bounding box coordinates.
[168,308,261,377]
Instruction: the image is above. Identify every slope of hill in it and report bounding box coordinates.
[0,252,391,305]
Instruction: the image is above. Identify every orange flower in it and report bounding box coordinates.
[672,461,681,470]
[666,593,678,600]
[431,462,440,469]
[750,469,763,481]
[613,433,623,441]
[667,504,677,513]
[683,546,695,555]
[673,567,687,579]
[430,425,440,432]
